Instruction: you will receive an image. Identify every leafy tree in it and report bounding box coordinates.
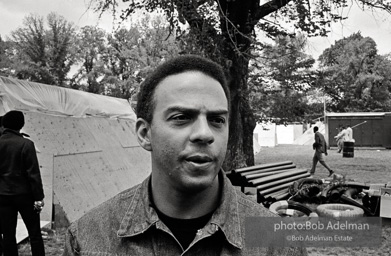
[101,27,142,98]
[91,0,391,170]
[102,14,182,99]
[10,13,76,86]
[11,14,53,83]
[250,34,316,124]
[71,14,183,97]
[71,26,107,93]
[46,13,77,86]
[0,36,15,76]
[317,32,391,112]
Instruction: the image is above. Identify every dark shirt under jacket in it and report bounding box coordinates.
[0,129,44,201]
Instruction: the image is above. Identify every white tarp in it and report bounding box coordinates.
[253,122,277,147]
[293,121,325,145]
[0,76,152,228]
[0,76,135,119]
[276,124,304,144]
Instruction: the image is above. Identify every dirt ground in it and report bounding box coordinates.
[17,145,391,255]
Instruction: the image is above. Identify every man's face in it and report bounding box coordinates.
[145,71,229,193]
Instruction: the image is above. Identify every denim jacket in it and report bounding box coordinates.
[63,172,307,256]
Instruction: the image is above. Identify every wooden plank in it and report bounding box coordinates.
[259,181,295,196]
[274,192,290,201]
[258,188,289,204]
[264,188,289,199]
[54,149,151,223]
[21,112,151,224]
[23,112,100,155]
[36,152,53,222]
[110,118,139,148]
[243,170,288,181]
[53,116,151,223]
[243,164,296,179]
[256,172,311,191]
[250,168,308,186]
[233,161,293,174]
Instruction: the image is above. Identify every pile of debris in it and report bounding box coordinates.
[228,161,388,218]
[284,175,381,217]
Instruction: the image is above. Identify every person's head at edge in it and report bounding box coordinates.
[135,54,230,219]
[313,126,319,133]
[2,110,24,131]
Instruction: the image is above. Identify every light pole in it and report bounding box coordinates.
[323,90,329,146]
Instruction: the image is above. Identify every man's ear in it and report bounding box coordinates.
[136,118,152,151]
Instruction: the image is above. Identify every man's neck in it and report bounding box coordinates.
[151,173,222,219]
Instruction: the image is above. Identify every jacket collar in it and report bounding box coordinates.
[2,128,23,137]
[117,171,243,249]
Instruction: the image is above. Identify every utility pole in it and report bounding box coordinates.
[324,92,329,146]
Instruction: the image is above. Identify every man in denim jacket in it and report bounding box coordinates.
[63,55,307,255]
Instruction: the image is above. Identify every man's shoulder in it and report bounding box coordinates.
[90,183,140,213]
[64,182,147,254]
[2,131,31,142]
[0,133,33,149]
[70,182,142,232]
[316,132,325,139]
[234,188,277,218]
[232,190,308,255]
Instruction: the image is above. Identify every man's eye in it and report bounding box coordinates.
[171,114,190,121]
[209,117,226,124]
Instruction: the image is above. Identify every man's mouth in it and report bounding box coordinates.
[185,155,213,164]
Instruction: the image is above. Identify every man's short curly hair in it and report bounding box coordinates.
[136,55,230,123]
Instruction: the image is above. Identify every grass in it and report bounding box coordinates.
[255,144,390,184]
[255,145,391,256]
[17,228,65,256]
[17,145,391,255]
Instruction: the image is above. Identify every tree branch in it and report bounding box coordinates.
[356,0,391,14]
[173,1,222,50]
[253,0,294,21]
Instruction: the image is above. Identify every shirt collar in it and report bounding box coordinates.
[117,171,243,249]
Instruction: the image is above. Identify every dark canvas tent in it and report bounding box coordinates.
[0,76,151,226]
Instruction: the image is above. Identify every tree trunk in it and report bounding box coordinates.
[173,0,259,171]
[222,53,256,172]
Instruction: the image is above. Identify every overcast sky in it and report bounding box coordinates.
[1,0,391,59]
[0,0,115,37]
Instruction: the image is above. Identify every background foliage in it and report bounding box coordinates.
[1,1,391,169]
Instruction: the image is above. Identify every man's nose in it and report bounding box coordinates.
[189,117,214,144]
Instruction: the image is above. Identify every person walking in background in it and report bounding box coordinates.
[346,124,354,142]
[310,126,334,177]
[0,110,45,256]
[334,125,349,153]
[334,126,346,153]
